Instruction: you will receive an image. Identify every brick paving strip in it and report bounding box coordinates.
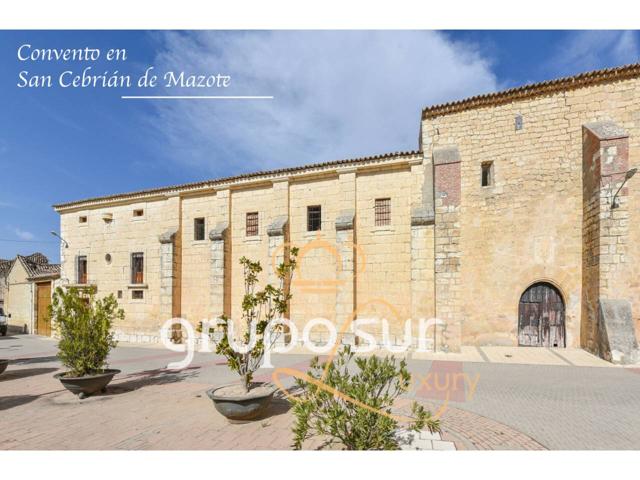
[429,403,546,450]
[0,358,543,450]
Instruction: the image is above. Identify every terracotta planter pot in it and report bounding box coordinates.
[54,369,121,399]
[206,382,277,422]
[0,359,8,375]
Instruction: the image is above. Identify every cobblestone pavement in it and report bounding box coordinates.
[1,336,639,450]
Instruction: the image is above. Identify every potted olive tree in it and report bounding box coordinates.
[50,286,123,399]
[205,248,298,422]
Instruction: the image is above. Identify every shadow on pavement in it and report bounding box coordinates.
[105,366,201,395]
[9,356,59,365]
[0,395,40,411]
[0,367,59,382]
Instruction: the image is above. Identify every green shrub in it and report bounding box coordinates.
[49,286,123,377]
[210,248,298,392]
[292,346,440,450]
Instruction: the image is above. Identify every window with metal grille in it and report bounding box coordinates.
[76,256,88,284]
[246,212,259,237]
[131,252,144,284]
[194,217,205,241]
[132,290,144,300]
[307,205,322,231]
[481,162,494,187]
[374,198,391,226]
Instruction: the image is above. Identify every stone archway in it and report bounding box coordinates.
[518,282,566,347]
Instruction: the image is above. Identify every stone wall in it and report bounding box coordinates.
[4,260,33,333]
[59,195,181,342]
[421,76,640,349]
[55,71,640,353]
[56,153,425,345]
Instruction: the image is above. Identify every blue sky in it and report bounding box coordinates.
[0,30,638,262]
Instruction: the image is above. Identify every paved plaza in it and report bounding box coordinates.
[1,335,640,450]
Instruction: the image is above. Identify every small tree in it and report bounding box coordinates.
[292,346,440,450]
[212,248,298,393]
[50,286,123,377]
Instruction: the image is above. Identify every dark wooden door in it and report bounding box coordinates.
[518,282,565,347]
[36,282,52,337]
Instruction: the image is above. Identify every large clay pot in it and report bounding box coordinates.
[0,359,8,375]
[206,382,277,422]
[54,369,121,399]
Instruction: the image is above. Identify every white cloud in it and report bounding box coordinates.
[146,31,498,175]
[549,31,639,77]
[11,227,35,241]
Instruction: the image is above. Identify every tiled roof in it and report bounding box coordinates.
[422,62,640,120]
[15,253,60,280]
[0,259,13,278]
[52,150,423,210]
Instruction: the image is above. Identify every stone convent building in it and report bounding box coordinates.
[54,63,640,363]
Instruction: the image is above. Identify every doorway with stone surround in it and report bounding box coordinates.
[518,282,566,347]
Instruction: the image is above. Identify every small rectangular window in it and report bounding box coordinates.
[481,162,494,187]
[133,209,144,217]
[246,212,259,237]
[131,252,144,284]
[307,205,322,231]
[117,290,123,299]
[131,290,144,300]
[515,114,523,131]
[375,198,391,226]
[194,217,206,241]
[79,216,87,224]
[76,256,87,284]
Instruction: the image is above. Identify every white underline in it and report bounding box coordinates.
[121,95,274,100]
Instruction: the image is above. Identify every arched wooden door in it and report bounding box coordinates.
[518,282,565,347]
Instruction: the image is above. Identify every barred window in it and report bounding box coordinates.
[307,205,322,231]
[76,255,88,284]
[194,217,205,241]
[246,212,259,237]
[131,252,144,284]
[132,290,144,300]
[374,198,391,226]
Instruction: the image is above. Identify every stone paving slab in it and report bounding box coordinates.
[412,346,616,368]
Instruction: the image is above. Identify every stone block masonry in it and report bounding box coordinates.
[53,63,640,359]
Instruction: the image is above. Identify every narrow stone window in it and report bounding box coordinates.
[515,114,523,131]
[194,217,205,241]
[246,212,259,237]
[117,290,123,299]
[78,215,88,224]
[375,198,391,226]
[133,208,144,217]
[76,255,87,284]
[131,290,144,300]
[481,162,494,187]
[307,205,322,231]
[131,252,144,284]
